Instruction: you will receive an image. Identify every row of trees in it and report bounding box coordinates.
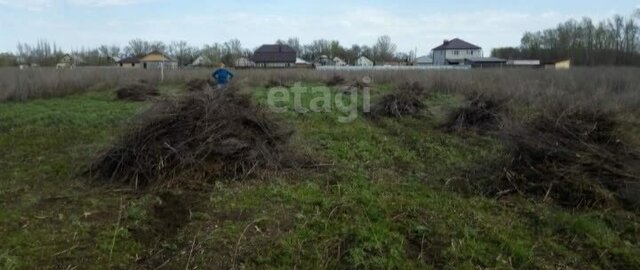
[492,10,640,65]
[277,35,409,64]
[0,35,407,67]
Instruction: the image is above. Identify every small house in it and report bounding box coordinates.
[117,56,141,68]
[555,59,571,70]
[544,59,571,70]
[235,57,255,68]
[333,57,347,66]
[355,56,373,66]
[315,55,331,66]
[140,50,178,70]
[57,54,84,69]
[252,44,297,68]
[191,56,210,67]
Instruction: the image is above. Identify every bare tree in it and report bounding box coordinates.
[126,39,150,57]
[170,40,191,66]
[373,35,397,62]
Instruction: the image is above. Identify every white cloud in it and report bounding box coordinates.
[0,0,53,11]
[66,0,156,6]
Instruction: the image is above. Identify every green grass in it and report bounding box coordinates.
[1,84,639,269]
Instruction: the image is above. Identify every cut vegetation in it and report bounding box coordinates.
[115,80,160,101]
[89,88,295,189]
[368,82,428,118]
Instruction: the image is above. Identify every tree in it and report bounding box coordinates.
[373,35,396,62]
[286,37,303,54]
[492,11,640,66]
[126,39,150,57]
[149,41,166,52]
[169,40,193,66]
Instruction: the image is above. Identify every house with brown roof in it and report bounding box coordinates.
[252,44,297,68]
[432,38,482,65]
[140,50,178,70]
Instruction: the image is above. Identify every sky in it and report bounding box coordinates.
[1,0,639,55]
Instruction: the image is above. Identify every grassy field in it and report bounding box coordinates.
[1,70,640,269]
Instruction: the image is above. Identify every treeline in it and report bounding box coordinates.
[0,35,407,67]
[492,10,640,65]
[277,35,410,64]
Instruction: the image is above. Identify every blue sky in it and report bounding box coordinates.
[1,0,639,55]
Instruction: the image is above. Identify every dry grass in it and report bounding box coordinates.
[3,67,639,111]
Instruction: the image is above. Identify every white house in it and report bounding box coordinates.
[333,57,347,66]
[191,55,210,67]
[57,54,85,69]
[235,57,255,68]
[355,56,373,66]
[432,38,482,65]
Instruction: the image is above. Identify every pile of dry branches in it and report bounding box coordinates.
[488,108,640,209]
[368,82,427,118]
[443,94,505,133]
[89,88,295,188]
[184,78,212,92]
[116,80,160,101]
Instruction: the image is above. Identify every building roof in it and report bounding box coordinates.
[507,59,541,65]
[415,55,433,63]
[252,44,297,63]
[333,57,346,63]
[464,57,506,63]
[118,56,140,64]
[433,38,481,50]
[295,58,310,64]
[141,50,175,62]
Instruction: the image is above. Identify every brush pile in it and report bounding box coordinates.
[443,95,504,133]
[116,80,160,101]
[326,75,346,86]
[487,108,640,209]
[184,78,212,92]
[89,89,294,188]
[368,82,427,118]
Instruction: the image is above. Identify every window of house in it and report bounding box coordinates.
[453,50,459,55]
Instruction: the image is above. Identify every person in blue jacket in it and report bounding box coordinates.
[212,63,234,89]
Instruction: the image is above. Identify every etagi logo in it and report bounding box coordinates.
[266,77,372,123]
